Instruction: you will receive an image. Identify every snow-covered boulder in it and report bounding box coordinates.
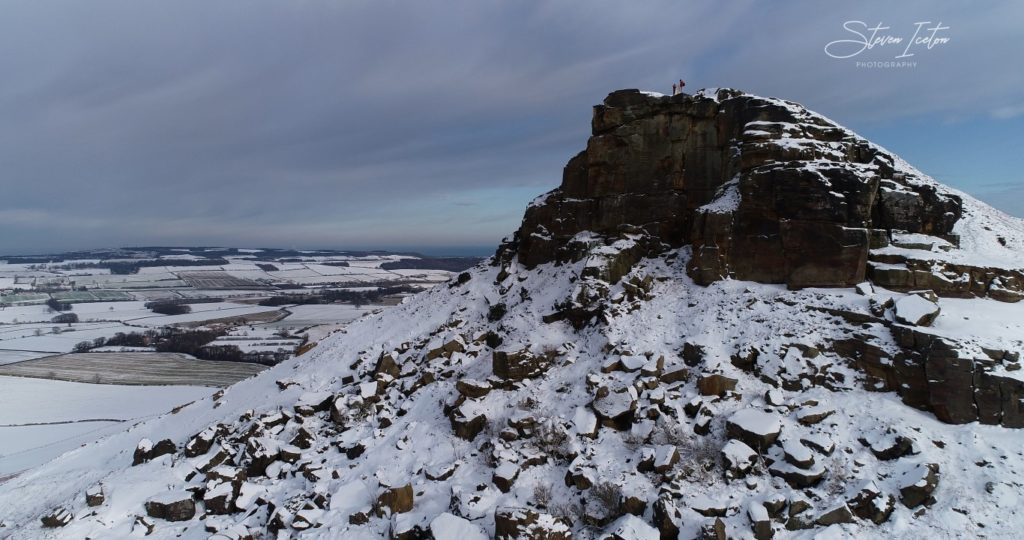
[893,294,941,326]
[493,462,520,493]
[604,514,659,540]
[721,439,757,478]
[456,378,492,399]
[847,481,896,524]
[132,437,176,465]
[592,387,638,430]
[898,463,940,508]
[747,502,772,540]
[430,513,487,540]
[814,503,854,526]
[726,409,782,450]
[144,491,196,522]
[573,406,598,438]
[781,439,814,469]
[85,484,104,507]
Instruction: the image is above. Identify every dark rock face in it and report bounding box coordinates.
[493,349,555,381]
[834,327,1024,428]
[374,483,414,515]
[132,438,176,466]
[40,507,73,528]
[502,88,970,292]
[144,493,196,522]
[899,463,940,508]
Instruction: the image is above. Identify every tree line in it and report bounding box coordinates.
[72,327,296,366]
[258,285,416,307]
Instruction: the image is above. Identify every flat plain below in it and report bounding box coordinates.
[0,352,267,387]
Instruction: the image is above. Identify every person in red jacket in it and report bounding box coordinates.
[678,79,686,93]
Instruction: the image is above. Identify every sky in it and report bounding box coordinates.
[0,0,1022,255]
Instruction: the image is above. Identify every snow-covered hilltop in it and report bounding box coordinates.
[2,89,1023,539]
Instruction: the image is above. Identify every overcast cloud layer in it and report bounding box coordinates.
[1,0,1022,254]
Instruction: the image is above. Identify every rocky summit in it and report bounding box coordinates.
[509,89,1014,297]
[1,89,1022,540]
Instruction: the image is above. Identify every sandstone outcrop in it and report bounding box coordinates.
[499,89,1020,301]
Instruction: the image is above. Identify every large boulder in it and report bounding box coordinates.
[375,483,414,515]
[697,374,737,396]
[604,514,659,540]
[899,463,940,508]
[721,439,758,479]
[145,491,196,521]
[40,507,73,528]
[591,387,639,430]
[847,481,895,524]
[85,484,105,507]
[493,349,555,381]
[726,409,782,451]
[893,294,941,326]
[132,438,176,465]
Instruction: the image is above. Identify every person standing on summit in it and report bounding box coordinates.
[672,82,677,95]
[678,79,685,93]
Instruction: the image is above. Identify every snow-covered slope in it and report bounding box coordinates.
[1,90,1023,540]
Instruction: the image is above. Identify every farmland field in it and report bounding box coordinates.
[179,271,266,289]
[0,375,214,476]
[0,247,484,480]
[0,352,267,386]
[51,290,133,302]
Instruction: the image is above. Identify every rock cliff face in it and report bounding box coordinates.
[506,89,1016,296]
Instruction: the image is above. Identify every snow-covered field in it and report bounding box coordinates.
[0,322,139,354]
[1,301,267,325]
[126,303,282,327]
[0,376,213,477]
[0,353,268,387]
[273,304,377,328]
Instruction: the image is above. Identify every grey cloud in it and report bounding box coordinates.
[0,0,1021,254]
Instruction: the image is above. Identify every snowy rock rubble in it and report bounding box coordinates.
[1,87,1023,539]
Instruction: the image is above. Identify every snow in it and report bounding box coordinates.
[494,462,519,480]
[429,513,487,540]
[722,439,756,469]
[573,406,597,436]
[620,354,646,371]
[0,376,213,476]
[925,296,1024,363]
[698,178,740,215]
[748,501,769,522]
[606,514,659,540]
